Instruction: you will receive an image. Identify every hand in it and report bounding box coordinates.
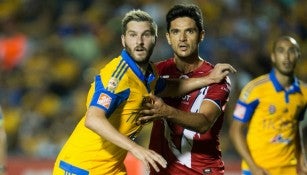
[250,166,270,175]
[299,158,307,175]
[129,144,167,173]
[207,63,236,84]
[138,94,169,124]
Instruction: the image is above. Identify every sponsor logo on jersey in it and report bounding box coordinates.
[271,134,290,144]
[97,93,112,109]
[234,103,246,119]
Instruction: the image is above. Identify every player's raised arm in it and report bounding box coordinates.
[158,63,236,97]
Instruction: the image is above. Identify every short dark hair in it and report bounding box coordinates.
[166,4,204,33]
[122,9,158,37]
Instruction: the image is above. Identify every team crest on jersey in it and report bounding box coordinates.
[97,93,112,109]
[271,134,290,144]
[107,77,119,91]
[268,105,276,115]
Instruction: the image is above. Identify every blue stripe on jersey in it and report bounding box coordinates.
[59,160,89,175]
[242,170,252,175]
[121,49,158,92]
[121,49,146,82]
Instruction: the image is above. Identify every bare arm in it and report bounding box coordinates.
[138,94,220,133]
[0,125,6,175]
[298,121,307,174]
[158,63,236,97]
[85,106,167,172]
[299,153,307,175]
[229,120,269,175]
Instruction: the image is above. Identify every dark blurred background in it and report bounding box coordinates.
[0,0,307,173]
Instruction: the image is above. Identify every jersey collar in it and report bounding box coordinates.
[121,49,156,90]
[269,69,301,94]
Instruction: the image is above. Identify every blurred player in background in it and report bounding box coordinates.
[52,8,236,175]
[139,4,233,175]
[230,36,307,175]
[0,107,7,175]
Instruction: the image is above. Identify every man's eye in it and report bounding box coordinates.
[276,48,284,53]
[143,32,152,37]
[288,48,296,54]
[187,29,194,34]
[171,30,178,34]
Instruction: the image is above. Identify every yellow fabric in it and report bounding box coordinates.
[239,74,307,173]
[53,53,159,175]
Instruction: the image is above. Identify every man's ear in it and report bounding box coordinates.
[121,35,125,48]
[270,52,275,63]
[200,30,205,42]
[166,32,171,45]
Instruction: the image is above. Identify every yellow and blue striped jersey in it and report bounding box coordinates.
[233,69,307,170]
[53,50,164,175]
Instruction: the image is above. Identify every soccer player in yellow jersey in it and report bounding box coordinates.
[230,36,307,175]
[53,9,236,175]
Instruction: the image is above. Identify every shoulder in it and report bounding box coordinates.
[299,80,307,97]
[242,74,270,94]
[238,74,270,101]
[155,58,174,68]
[98,56,130,89]
[299,80,307,87]
[102,56,124,71]
[155,58,176,74]
[197,61,214,74]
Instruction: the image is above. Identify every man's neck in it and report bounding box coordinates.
[137,62,149,75]
[174,56,203,74]
[274,70,295,90]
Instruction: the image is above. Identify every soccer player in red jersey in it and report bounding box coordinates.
[139,4,232,175]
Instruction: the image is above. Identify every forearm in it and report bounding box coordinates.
[230,127,258,170]
[160,77,213,97]
[299,152,307,173]
[85,107,137,152]
[163,105,213,133]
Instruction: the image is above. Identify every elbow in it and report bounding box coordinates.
[84,112,94,130]
[84,116,91,129]
[197,116,216,134]
[197,125,211,134]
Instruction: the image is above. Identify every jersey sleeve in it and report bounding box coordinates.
[89,75,130,117]
[204,78,231,109]
[154,77,166,95]
[233,99,259,122]
[233,84,260,123]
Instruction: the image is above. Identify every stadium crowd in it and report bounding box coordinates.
[0,0,306,161]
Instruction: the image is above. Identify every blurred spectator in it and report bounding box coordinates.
[0,16,30,71]
[0,0,306,161]
[0,107,7,175]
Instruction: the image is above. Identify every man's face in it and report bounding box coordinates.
[271,39,299,76]
[121,21,156,65]
[166,17,204,59]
